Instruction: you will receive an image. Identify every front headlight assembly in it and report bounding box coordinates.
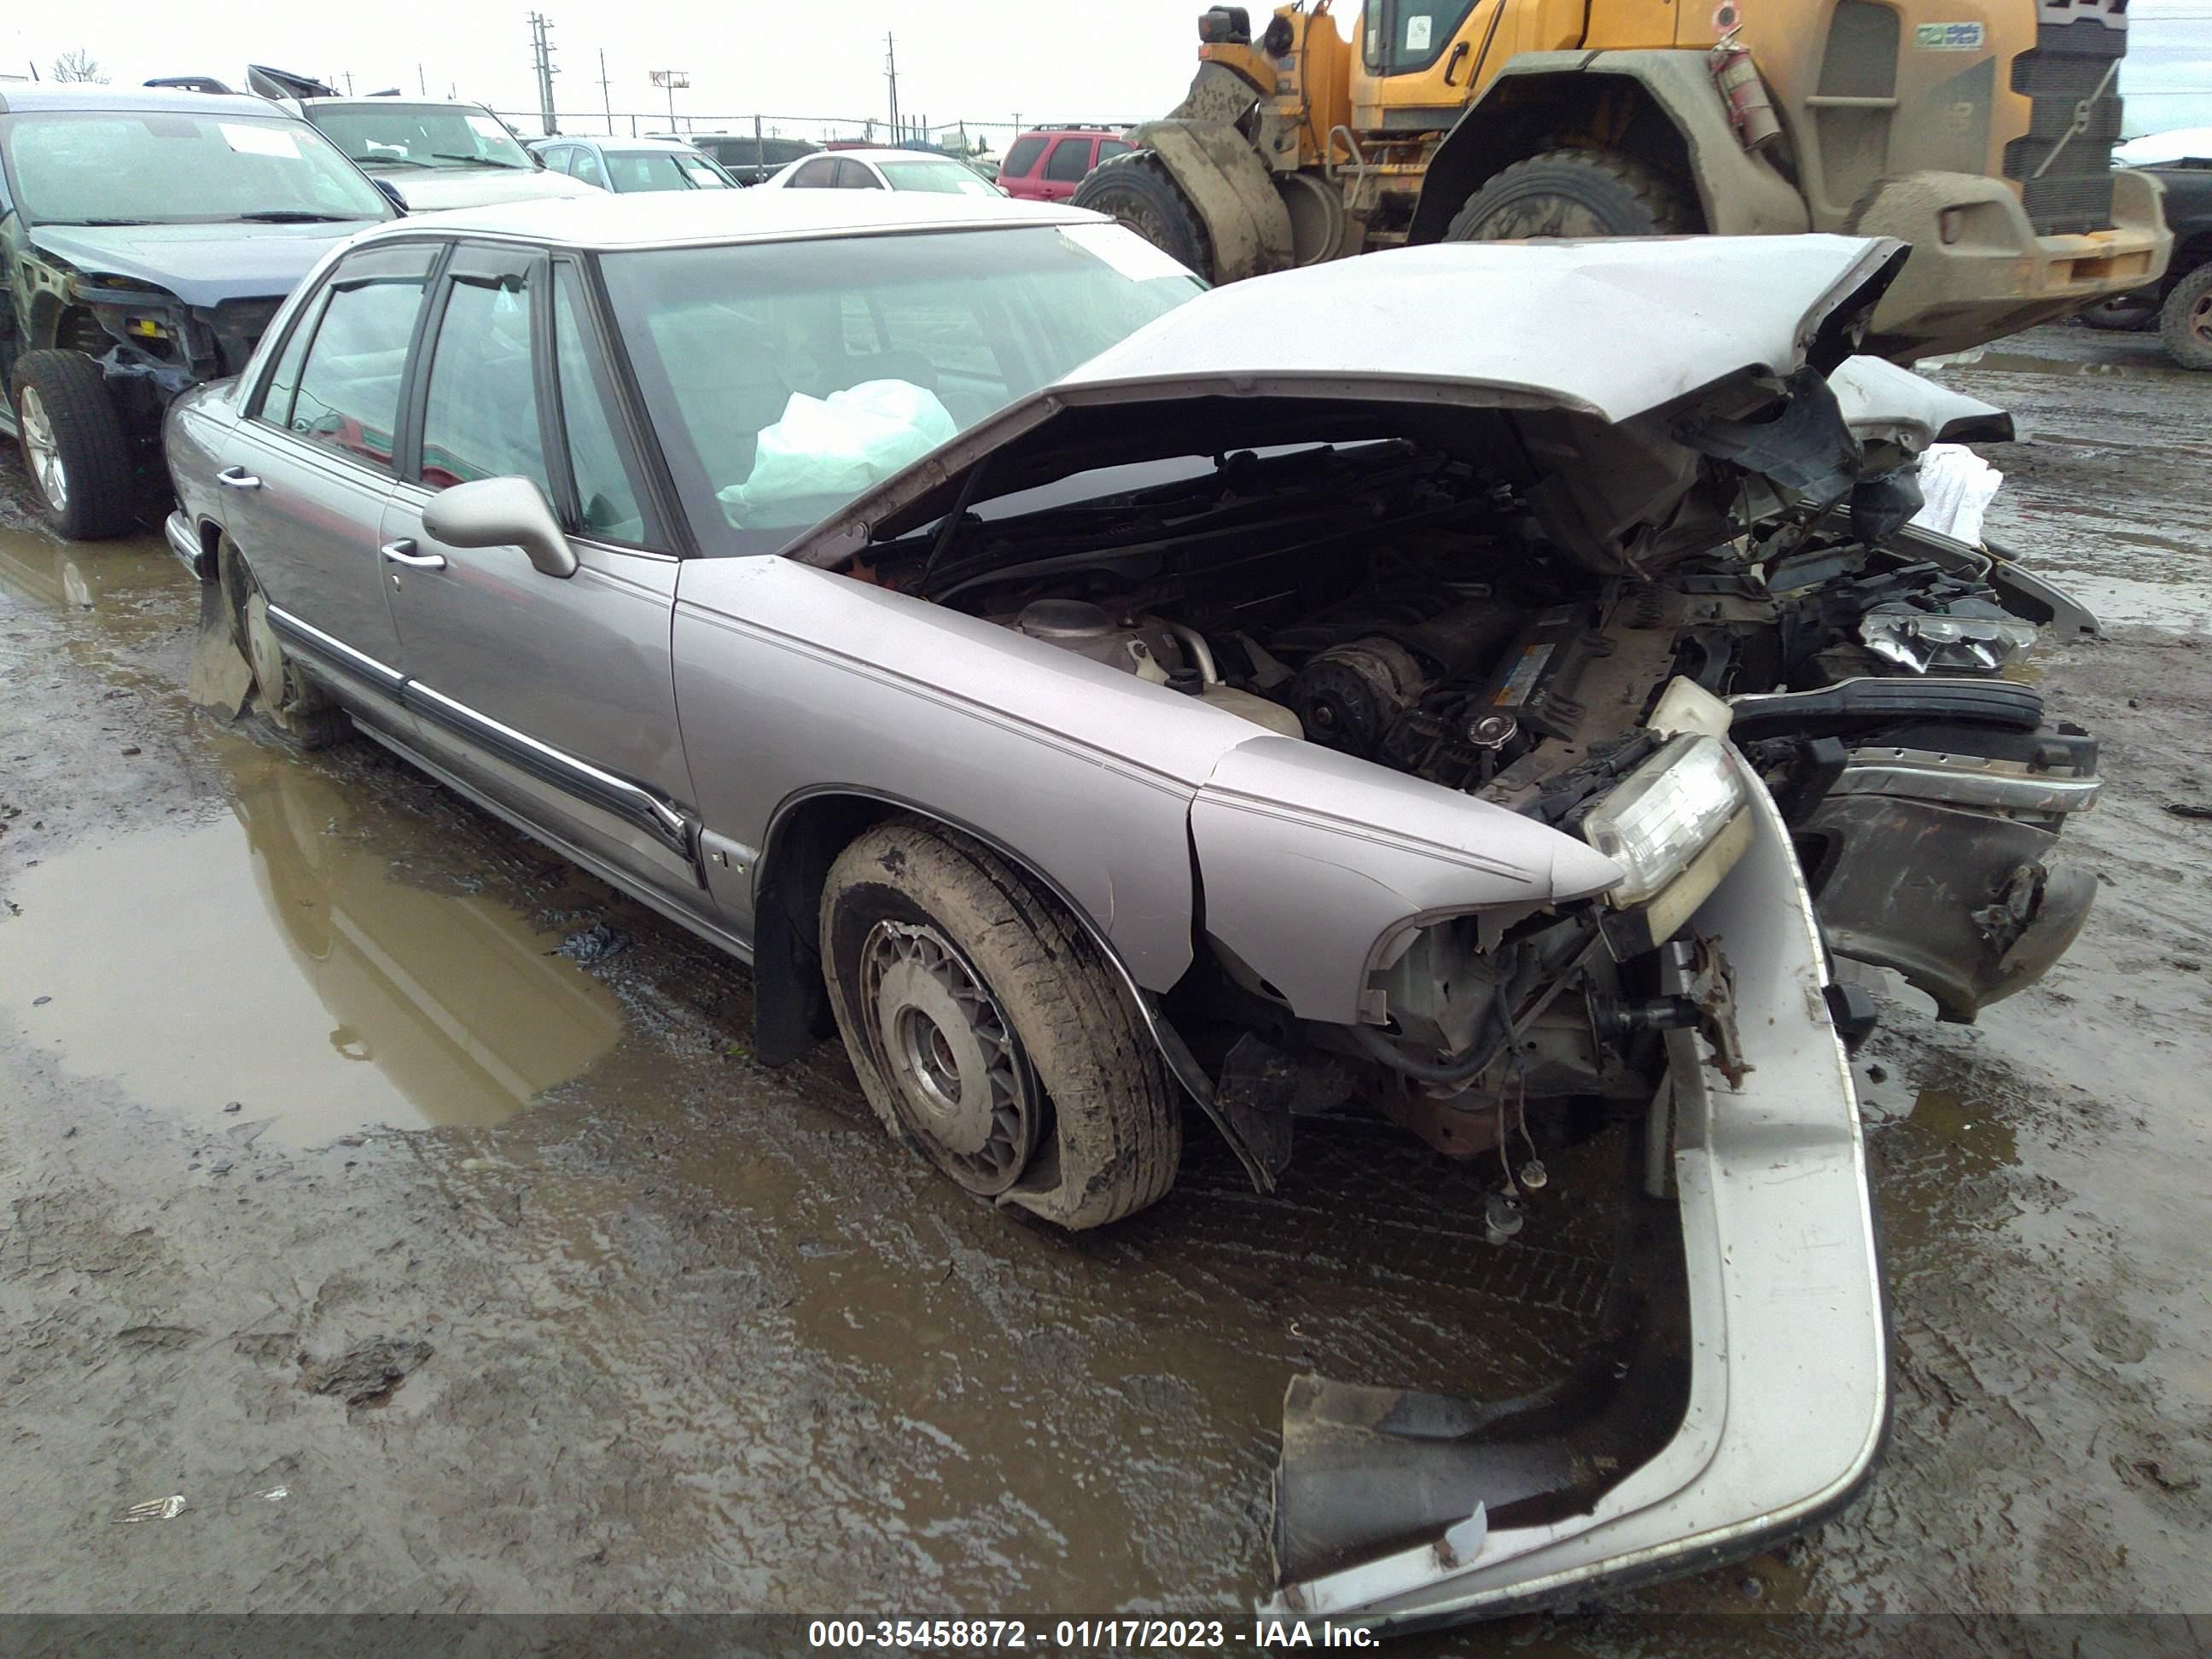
[1581,733,1749,906]
[1859,602,2039,673]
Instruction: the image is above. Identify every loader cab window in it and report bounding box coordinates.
[1365,1,1481,75]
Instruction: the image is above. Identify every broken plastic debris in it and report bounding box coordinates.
[117,1494,186,1523]
[257,1486,289,1503]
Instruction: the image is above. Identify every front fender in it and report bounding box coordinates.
[1190,736,1621,1025]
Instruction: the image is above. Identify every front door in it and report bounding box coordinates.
[377,245,701,900]
[218,242,439,717]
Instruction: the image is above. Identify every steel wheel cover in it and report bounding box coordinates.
[859,920,1039,1193]
[19,385,66,512]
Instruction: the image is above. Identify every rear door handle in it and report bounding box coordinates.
[216,465,261,490]
[381,538,447,570]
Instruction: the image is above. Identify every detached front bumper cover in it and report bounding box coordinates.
[1266,751,1888,1627]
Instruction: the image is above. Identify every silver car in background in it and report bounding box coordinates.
[161,191,2100,1626]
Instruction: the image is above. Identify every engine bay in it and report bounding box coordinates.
[871,439,2052,832]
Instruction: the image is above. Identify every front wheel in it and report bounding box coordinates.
[1445,148,1697,242]
[820,821,1180,1230]
[2159,265,2212,371]
[1070,151,1214,280]
[9,350,137,541]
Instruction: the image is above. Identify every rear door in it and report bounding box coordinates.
[1037,136,1097,201]
[377,245,701,899]
[215,241,440,723]
[785,156,838,189]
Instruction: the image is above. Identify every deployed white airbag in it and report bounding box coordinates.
[719,379,958,526]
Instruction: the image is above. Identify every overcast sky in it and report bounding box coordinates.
[3,0,2206,140]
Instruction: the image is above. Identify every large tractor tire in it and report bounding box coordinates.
[2158,264,2212,371]
[9,349,136,541]
[819,820,1181,1230]
[1071,151,1214,280]
[1446,148,1697,242]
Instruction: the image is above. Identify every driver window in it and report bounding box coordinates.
[417,260,550,496]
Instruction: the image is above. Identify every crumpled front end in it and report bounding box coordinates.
[1266,751,1886,1626]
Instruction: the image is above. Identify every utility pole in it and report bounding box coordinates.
[528,12,560,137]
[417,63,427,96]
[884,32,899,144]
[598,49,613,133]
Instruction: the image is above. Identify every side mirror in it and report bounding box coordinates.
[421,476,578,579]
[371,178,409,213]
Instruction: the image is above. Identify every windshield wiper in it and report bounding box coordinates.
[360,156,434,169]
[430,153,527,168]
[44,217,155,226]
[235,210,363,223]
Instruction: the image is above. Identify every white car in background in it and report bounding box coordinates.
[759,146,1002,197]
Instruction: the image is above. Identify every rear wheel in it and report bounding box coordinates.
[820,821,1180,1230]
[2159,264,2212,371]
[1070,151,1214,279]
[9,349,136,541]
[1445,148,1697,242]
[216,538,352,748]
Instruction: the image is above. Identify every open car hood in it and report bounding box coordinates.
[796,234,1922,571]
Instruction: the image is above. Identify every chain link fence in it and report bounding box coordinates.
[495,108,1035,156]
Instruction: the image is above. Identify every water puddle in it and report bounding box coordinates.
[2,749,624,1144]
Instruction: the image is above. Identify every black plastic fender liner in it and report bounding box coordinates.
[1272,1185,1692,1593]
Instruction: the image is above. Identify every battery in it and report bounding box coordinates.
[1480,603,1598,739]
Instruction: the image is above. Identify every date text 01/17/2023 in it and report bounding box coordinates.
[805,1618,1383,1649]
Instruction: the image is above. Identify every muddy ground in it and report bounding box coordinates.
[1,324,2207,1650]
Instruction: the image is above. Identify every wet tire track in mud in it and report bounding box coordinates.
[3,329,2209,1639]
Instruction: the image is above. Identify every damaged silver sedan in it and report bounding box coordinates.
[160,193,2099,1626]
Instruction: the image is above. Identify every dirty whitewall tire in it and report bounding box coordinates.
[2159,264,2212,371]
[9,350,137,541]
[820,821,1180,1230]
[1069,152,1214,282]
[1445,148,1697,242]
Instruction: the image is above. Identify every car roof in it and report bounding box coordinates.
[814,148,975,165]
[536,135,703,154]
[346,188,1097,250]
[302,96,495,114]
[0,84,300,118]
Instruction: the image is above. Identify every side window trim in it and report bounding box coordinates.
[396,240,522,485]
[249,284,331,434]
[247,240,444,423]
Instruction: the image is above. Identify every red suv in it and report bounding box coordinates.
[998,126,1134,202]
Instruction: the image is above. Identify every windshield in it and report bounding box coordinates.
[307,103,533,171]
[877,159,1001,197]
[606,149,734,191]
[600,222,1204,554]
[0,110,393,227]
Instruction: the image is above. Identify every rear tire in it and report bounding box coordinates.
[2159,264,2212,371]
[217,538,352,748]
[9,349,136,541]
[1070,151,1214,280]
[1445,148,1697,242]
[820,821,1180,1230]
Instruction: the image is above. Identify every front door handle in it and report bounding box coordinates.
[381,538,447,570]
[216,465,262,490]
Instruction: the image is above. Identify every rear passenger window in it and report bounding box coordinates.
[255,290,327,430]
[418,262,549,495]
[1096,138,1134,162]
[1043,139,1093,183]
[282,248,435,472]
[789,157,836,189]
[1002,136,1047,178]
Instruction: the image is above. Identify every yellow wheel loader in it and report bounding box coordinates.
[1074,0,2171,359]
